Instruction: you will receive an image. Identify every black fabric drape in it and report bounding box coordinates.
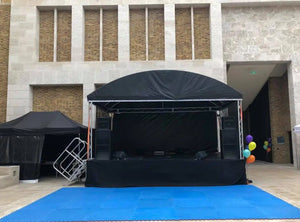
[86,159,247,187]
[0,136,10,163]
[10,135,44,180]
[112,112,218,156]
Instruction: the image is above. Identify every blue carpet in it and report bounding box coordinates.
[1,185,300,221]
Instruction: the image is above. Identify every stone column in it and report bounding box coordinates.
[71,5,84,61]
[118,4,129,61]
[210,3,225,82]
[288,60,300,169]
[164,4,175,61]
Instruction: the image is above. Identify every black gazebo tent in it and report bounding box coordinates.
[0,111,87,180]
[86,70,246,187]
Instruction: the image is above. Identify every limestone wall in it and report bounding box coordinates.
[222,5,300,167]
[7,0,224,126]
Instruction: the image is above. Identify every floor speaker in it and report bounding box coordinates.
[221,129,240,159]
[95,129,111,160]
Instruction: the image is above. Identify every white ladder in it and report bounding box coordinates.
[53,137,88,182]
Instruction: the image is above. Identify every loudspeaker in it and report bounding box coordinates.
[96,118,111,130]
[195,151,208,160]
[95,129,111,160]
[222,116,237,129]
[221,129,239,159]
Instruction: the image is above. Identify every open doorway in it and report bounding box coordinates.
[227,62,293,164]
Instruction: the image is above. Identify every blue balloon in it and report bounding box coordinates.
[245,145,249,150]
[243,149,251,158]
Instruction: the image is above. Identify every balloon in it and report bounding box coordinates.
[268,138,272,142]
[246,155,256,164]
[245,145,249,150]
[243,149,251,158]
[246,135,253,144]
[267,148,271,153]
[264,141,268,146]
[263,145,268,150]
[249,142,256,151]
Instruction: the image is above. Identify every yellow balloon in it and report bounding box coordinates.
[249,142,256,151]
[264,141,268,146]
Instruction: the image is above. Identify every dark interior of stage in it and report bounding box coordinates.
[85,70,246,187]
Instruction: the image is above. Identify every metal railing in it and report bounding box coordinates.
[53,137,88,182]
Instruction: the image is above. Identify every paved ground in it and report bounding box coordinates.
[0,161,300,222]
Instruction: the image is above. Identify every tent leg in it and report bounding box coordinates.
[87,102,92,159]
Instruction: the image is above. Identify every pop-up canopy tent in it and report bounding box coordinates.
[86,70,245,187]
[0,111,87,180]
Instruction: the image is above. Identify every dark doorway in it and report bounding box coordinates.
[248,82,272,162]
[40,134,78,177]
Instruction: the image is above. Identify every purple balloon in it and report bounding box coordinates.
[246,135,253,144]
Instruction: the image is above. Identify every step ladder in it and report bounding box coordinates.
[53,137,88,183]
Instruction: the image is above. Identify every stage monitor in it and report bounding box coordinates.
[111,112,218,156]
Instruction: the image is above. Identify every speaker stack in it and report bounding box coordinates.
[95,118,111,160]
[221,116,240,159]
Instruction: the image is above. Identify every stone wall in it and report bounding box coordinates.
[0,4,10,123]
[6,0,225,127]
[222,5,300,167]
[269,74,291,163]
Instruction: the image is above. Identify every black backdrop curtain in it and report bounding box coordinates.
[112,112,218,156]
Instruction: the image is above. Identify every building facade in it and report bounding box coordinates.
[0,0,299,167]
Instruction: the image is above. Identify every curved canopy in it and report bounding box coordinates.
[0,111,87,135]
[88,70,242,112]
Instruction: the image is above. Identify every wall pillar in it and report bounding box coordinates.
[164,4,175,61]
[71,5,84,62]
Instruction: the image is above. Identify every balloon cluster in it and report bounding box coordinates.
[263,138,272,153]
[243,135,256,164]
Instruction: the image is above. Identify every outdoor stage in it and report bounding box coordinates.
[86,159,247,187]
[85,70,246,187]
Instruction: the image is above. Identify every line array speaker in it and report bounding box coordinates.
[95,129,111,160]
[221,128,240,160]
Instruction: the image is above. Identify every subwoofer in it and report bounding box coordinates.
[95,129,111,160]
[221,129,240,159]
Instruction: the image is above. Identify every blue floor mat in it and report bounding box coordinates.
[1,185,300,221]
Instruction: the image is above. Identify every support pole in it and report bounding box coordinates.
[87,103,92,159]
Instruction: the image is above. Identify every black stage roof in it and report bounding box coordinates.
[87,70,242,113]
